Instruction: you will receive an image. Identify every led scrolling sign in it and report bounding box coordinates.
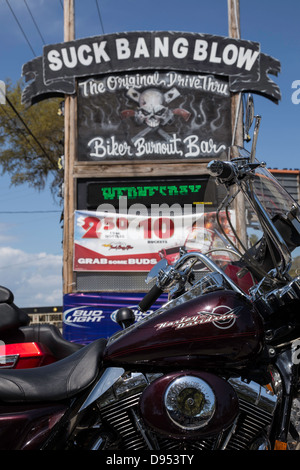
[77,176,216,210]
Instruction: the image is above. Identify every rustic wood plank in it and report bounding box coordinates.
[73,162,211,178]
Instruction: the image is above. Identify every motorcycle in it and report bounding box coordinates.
[2,116,300,450]
[0,286,82,369]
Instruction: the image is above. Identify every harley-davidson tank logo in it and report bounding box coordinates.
[155,305,242,331]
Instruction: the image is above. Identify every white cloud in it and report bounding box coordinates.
[0,246,62,307]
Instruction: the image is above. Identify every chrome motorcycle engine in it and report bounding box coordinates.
[96,371,279,451]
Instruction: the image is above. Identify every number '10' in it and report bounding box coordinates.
[82,216,175,239]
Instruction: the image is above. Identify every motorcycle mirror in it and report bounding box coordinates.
[145,259,169,284]
[115,307,135,329]
[244,94,254,142]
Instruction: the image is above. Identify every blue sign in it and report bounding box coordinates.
[63,292,168,345]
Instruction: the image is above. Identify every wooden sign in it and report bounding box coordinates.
[77,71,231,162]
[21,31,281,106]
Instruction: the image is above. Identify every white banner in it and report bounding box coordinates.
[74,208,204,272]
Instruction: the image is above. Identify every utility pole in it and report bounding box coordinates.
[63,0,76,295]
[227,0,247,247]
[228,0,243,147]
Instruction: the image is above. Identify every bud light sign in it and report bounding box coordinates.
[63,292,167,344]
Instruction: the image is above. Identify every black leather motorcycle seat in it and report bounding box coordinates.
[2,324,83,359]
[0,286,14,303]
[21,324,83,358]
[0,302,30,333]
[0,338,107,403]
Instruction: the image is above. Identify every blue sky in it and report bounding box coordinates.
[0,0,300,306]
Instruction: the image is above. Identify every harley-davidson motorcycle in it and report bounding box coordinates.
[2,114,300,451]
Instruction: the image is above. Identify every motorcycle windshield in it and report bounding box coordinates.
[249,165,300,278]
[252,166,299,220]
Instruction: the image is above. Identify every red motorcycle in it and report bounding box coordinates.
[0,286,81,369]
[2,121,300,450]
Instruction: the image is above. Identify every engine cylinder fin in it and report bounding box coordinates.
[98,375,278,451]
[100,392,149,450]
[226,398,275,450]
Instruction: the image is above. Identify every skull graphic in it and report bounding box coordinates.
[121,86,191,143]
[136,89,173,128]
[127,87,180,129]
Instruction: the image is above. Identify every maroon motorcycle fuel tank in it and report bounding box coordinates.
[104,289,264,369]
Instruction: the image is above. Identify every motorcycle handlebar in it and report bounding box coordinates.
[207,160,235,181]
[138,250,248,313]
[138,284,164,312]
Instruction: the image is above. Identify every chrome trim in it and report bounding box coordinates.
[251,276,300,311]
[229,377,278,415]
[131,408,158,450]
[250,115,261,163]
[0,354,19,369]
[79,367,125,412]
[220,415,239,450]
[173,251,248,298]
[250,435,271,450]
[164,375,216,430]
[90,436,104,450]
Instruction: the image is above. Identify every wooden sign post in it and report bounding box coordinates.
[63,0,76,294]
[228,0,247,247]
